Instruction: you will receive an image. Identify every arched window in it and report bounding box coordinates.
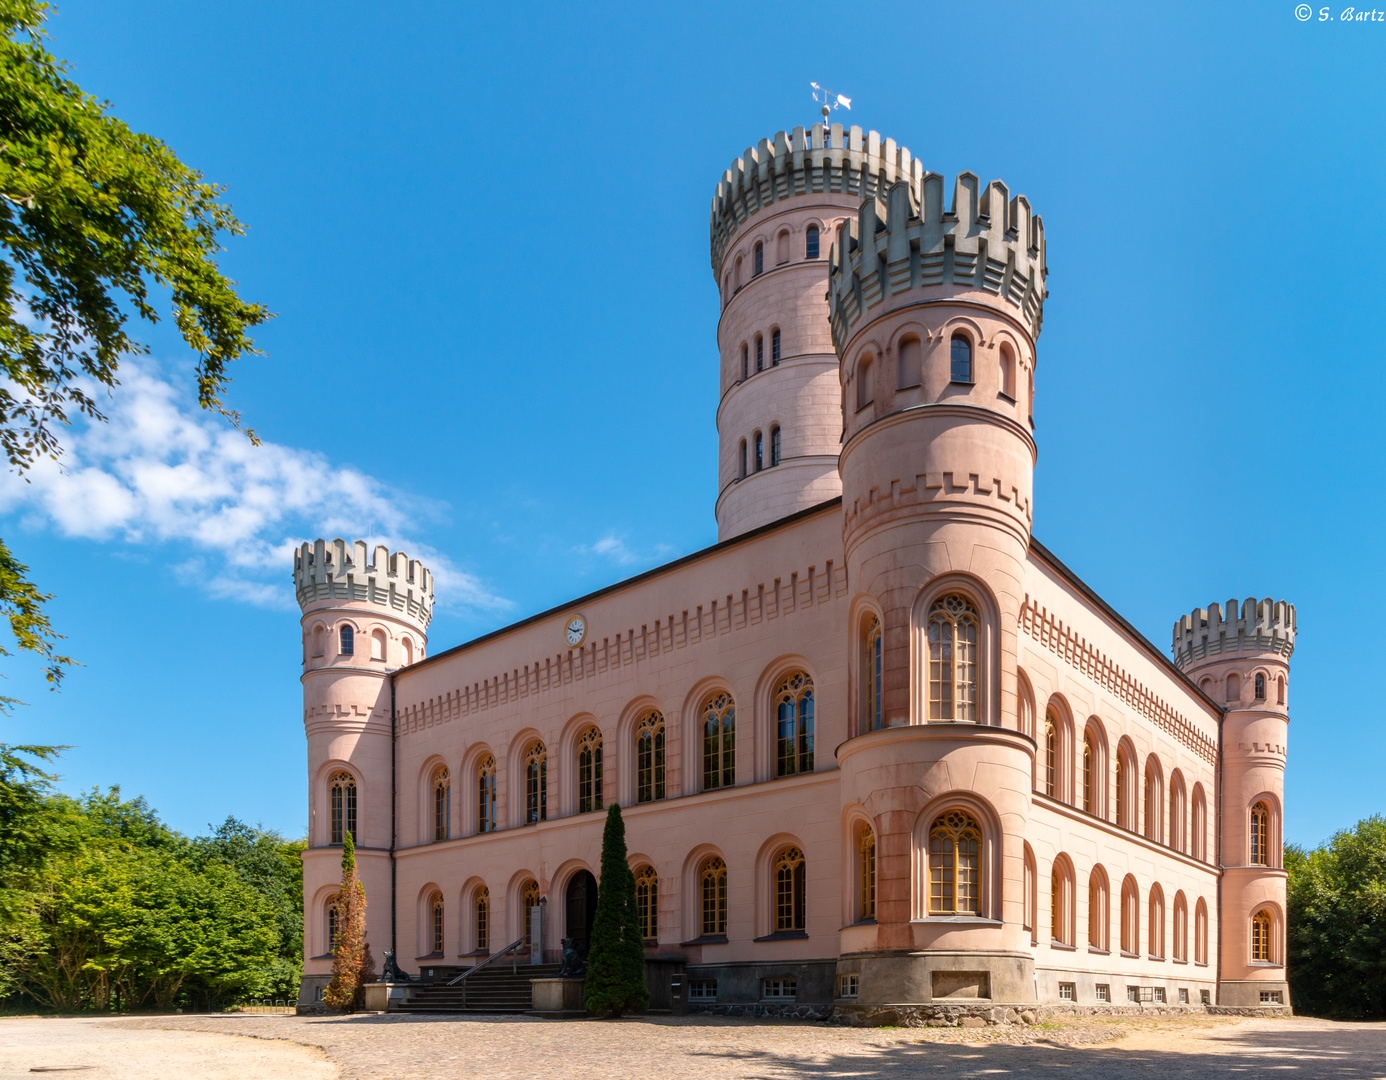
[1088,869,1109,951]
[1255,673,1266,700]
[738,438,747,479]
[1120,877,1139,955]
[635,865,659,943]
[950,333,972,382]
[1051,860,1072,946]
[1173,892,1188,962]
[402,637,414,665]
[928,810,982,915]
[327,895,341,952]
[771,328,781,365]
[896,335,922,390]
[769,425,781,466]
[754,430,763,472]
[1082,732,1095,813]
[475,886,490,953]
[753,241,764,276]
[741,343,748,381]
[339,624,354,656]
[1251,801,1271,866]
[701,692,735,791]
[856,354,873,409]
[371,629,387,661]
[858,822,877,922]
[1116,752,1130,830]
[521,879,540,950]
[1277,675,1286,704]
[1226,673,1240,701]
[775,671,815,776]
[700,856,728,937]
[1144,759,1162,842]
[636,711,666,803]
[330,771,356,845]
[1017,671,1035,738]
[429,893,445,955]
[1000,343,1016,398]
[577,727,603,814]
[927,594,979,721]
[863,616,883,733]
[774,846,806,932]
[775,231,789,265]
[805,224,820,259]
[477,755,497,833]
[433,767,450,842]
[1195,899,1209,964]
[1043,712,1057,797]
[312,626,325,658]
[1252,909,1272,962]
[755,334,764,372]
[734,255,743,290]
[1148,887,1165,959]
[1169,775,1187,853]
[1023,843,1036,944]
[524,742,547,824]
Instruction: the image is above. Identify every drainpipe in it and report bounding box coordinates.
[390,673,397,959]
[1215,704,1224,1006]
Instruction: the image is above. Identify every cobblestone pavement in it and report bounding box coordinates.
[97,1011,1386,1080]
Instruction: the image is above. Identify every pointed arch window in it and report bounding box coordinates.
[429,893,445,955]
[950,333,973,382]
[475,886,490,953]
[1195,899,1209,964]
[433,767,451,842]
[1252,910,1272,962]
[1251,801,1271,866]
[330,771,356,845]
[700,856,728,937]
[1051,865,1067,945]
[339,624,354,655]
[636,711,666,803]
[858,822,877,922]
[1144,761,1162,842]
[1043,712,1057,797]
[1116,754,1129,830]
[521,880,540,950]
[1173,893,1189,962]
[775,672,815,776]
[928,810,982,914]
[1088,871,1109,951]
[477,755,497,833]
[327,895,341,952]
[1121,878,1140,956]
[701,692,735,791]
[805,224,820,259]
[1149,888,1165,959]
[864,616,883,733]
[577,727,603,814]
[635,865,659,943]
[524,742,547,824]
[774,846,806,932]
[1082,733,1095,812]
[927,595,978,721]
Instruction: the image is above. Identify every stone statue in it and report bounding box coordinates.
[557,936,587,977]
[380,949,413,983]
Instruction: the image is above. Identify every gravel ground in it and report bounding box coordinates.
[4,1011,1386,1079]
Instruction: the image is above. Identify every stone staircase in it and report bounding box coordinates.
[391,962,564,1014]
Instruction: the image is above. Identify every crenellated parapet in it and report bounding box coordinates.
[1172,598,1295,671]
[709,124,924,277]
[826,172,1048,351]
[293,538,434,627]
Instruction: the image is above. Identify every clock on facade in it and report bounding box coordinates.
[564,613,587,648]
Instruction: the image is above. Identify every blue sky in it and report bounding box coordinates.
[3,1,1381,848]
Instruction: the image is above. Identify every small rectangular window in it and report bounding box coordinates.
[1127,985,1140,1003]
[1260,990,1283,1004]
[1154,987,1167,1003]
[762,977,798,1000]
[1058,982,1075,1001]
[1178,988,1189,1004]
[1095,984,1110,1002]
[838,974,859,999]
[1200,989,1211,1005]
[689,979,718,1001]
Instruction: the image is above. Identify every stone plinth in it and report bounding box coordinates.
[362,981,414,1012]
[529,977,586,1019]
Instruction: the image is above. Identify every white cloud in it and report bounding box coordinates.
[0,361,508,613]
[580,532,677,569]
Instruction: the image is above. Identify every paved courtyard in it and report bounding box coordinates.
[3,1012,1386,1079]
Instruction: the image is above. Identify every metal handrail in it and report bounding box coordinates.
[445,937,525,1004]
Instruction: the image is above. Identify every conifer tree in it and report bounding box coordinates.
[583,803,649,1017]
[322,832,369,1011]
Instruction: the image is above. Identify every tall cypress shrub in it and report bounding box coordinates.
[322,832,370,1011]
[584,804,649,1017]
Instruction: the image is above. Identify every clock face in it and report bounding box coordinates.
[564,614,587,648]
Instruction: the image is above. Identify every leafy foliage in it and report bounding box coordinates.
[583,803,648,1017]
[0,0,268,695]
[1287,815,1386,1019]
[322,832,373,1011]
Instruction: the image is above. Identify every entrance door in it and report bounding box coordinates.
[565,870,598,953]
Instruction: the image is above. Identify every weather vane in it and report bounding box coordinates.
[810,83,852,128]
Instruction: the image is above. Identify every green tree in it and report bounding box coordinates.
[322,832,371,1011]
[583,803,648,1017]
[1287,815,1386,1019]
[0,0,268,698]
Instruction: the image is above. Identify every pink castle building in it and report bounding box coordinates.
[295,123,1293,1018]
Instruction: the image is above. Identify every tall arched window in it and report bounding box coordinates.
[1251,801,1271,866]
[312,626,325,658]
[700,856,728,937]
[1017,671,1035,738]
[1148,887,1165,959]
[1173,892,1188,962]
[1000,343,1017,398]
[1120,877,1139,956]
[577,727,603,814]
[805,224,820,259]
[775,672,815,776]
[738,438,747,479]
[1192,784,1208,861]
[1023,843,1036,944]
[339,624,354,656]
[769,425,781,466]
[754,430,764,471]
[1170,776,1187,853]
[1195,899,1209,964]
[863,616,883,733]
[371,629,387,661]
[928,811,982,915]
[753,241,764,276]
[755,334,764,372]
[1252,910,1272,962]
[1255,673,1266,700]
[330,771,356,845]
[1226,673,1240,700]
[1277,675,1286,704]
[897,335,922,389]
[741,343,748,381]
[1051,861,1071,945]
[524,742,547,824]
[701,692,735,791]
[521,879,540,950]
[636,711,666,803]
[950,332,972,382]
[433,767,450,842]
[774,846,806,932]
[477,755,497,833]
[327,895,341,952]
[1144,760,1161,841]
[403,637,414,665]
[429,893,445,955]
[635,865,658,943]
[856,354,874,409]
[771,328,781,365]
[775,231,789,265]
[927,594,979,721]
[1116,751,1131,830]
[1082,732,1095,813]
[858,822,876,922]
[475,886,490,953]
[1088,869,1109,951]
[1043,712,1057,797]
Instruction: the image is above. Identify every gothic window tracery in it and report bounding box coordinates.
[477,755,497,833]
[635,711,665,803]
[330,771,356,845]
[475,886,490,953]
[864,616,883,733]
[1251,801,1271,866]
[774,846,806,932]
[429,893,444,955]
[701,692,735,791]
[775,672,815,776]
[858,822,876,922]
[1252,909,1272,962]
[433,767,450,842]
[577,727,603,814]
[521,880,540,950]
[700,856,727,937]
[635,865,658,943]
[524,743,547,824]
[927,595,978,721]
[928,810,981,915]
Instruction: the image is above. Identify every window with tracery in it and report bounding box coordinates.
[1043,712,1057,797]
[477,755,497,833]
[928,810,981,915]
[524,742,547,824]
[858,822,876,921]
[430,894,444,955]
[330,771,356,845]
[522,880,540,950]
[1251,801,1271,866]
[339,624,354,656]
[1082,734,1095,813]
[327,896,341,952]
[701,692,735,791]
[577,727,603,814]
[927,595,978,721]
[475,886,490,953]
[774,847,806,932]
[1251,909,1273,961]
[864,616,883,733]
[433,767,450,842]
[700,857,727,937]
[635,865,658,943]
[636,711,666,803]
[775,672,815,776]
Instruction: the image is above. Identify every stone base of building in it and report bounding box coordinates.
[1217,979,1291,1009]
[837,950,1036,1007]
[684,958,837,1010]
[297,973,333,1009]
